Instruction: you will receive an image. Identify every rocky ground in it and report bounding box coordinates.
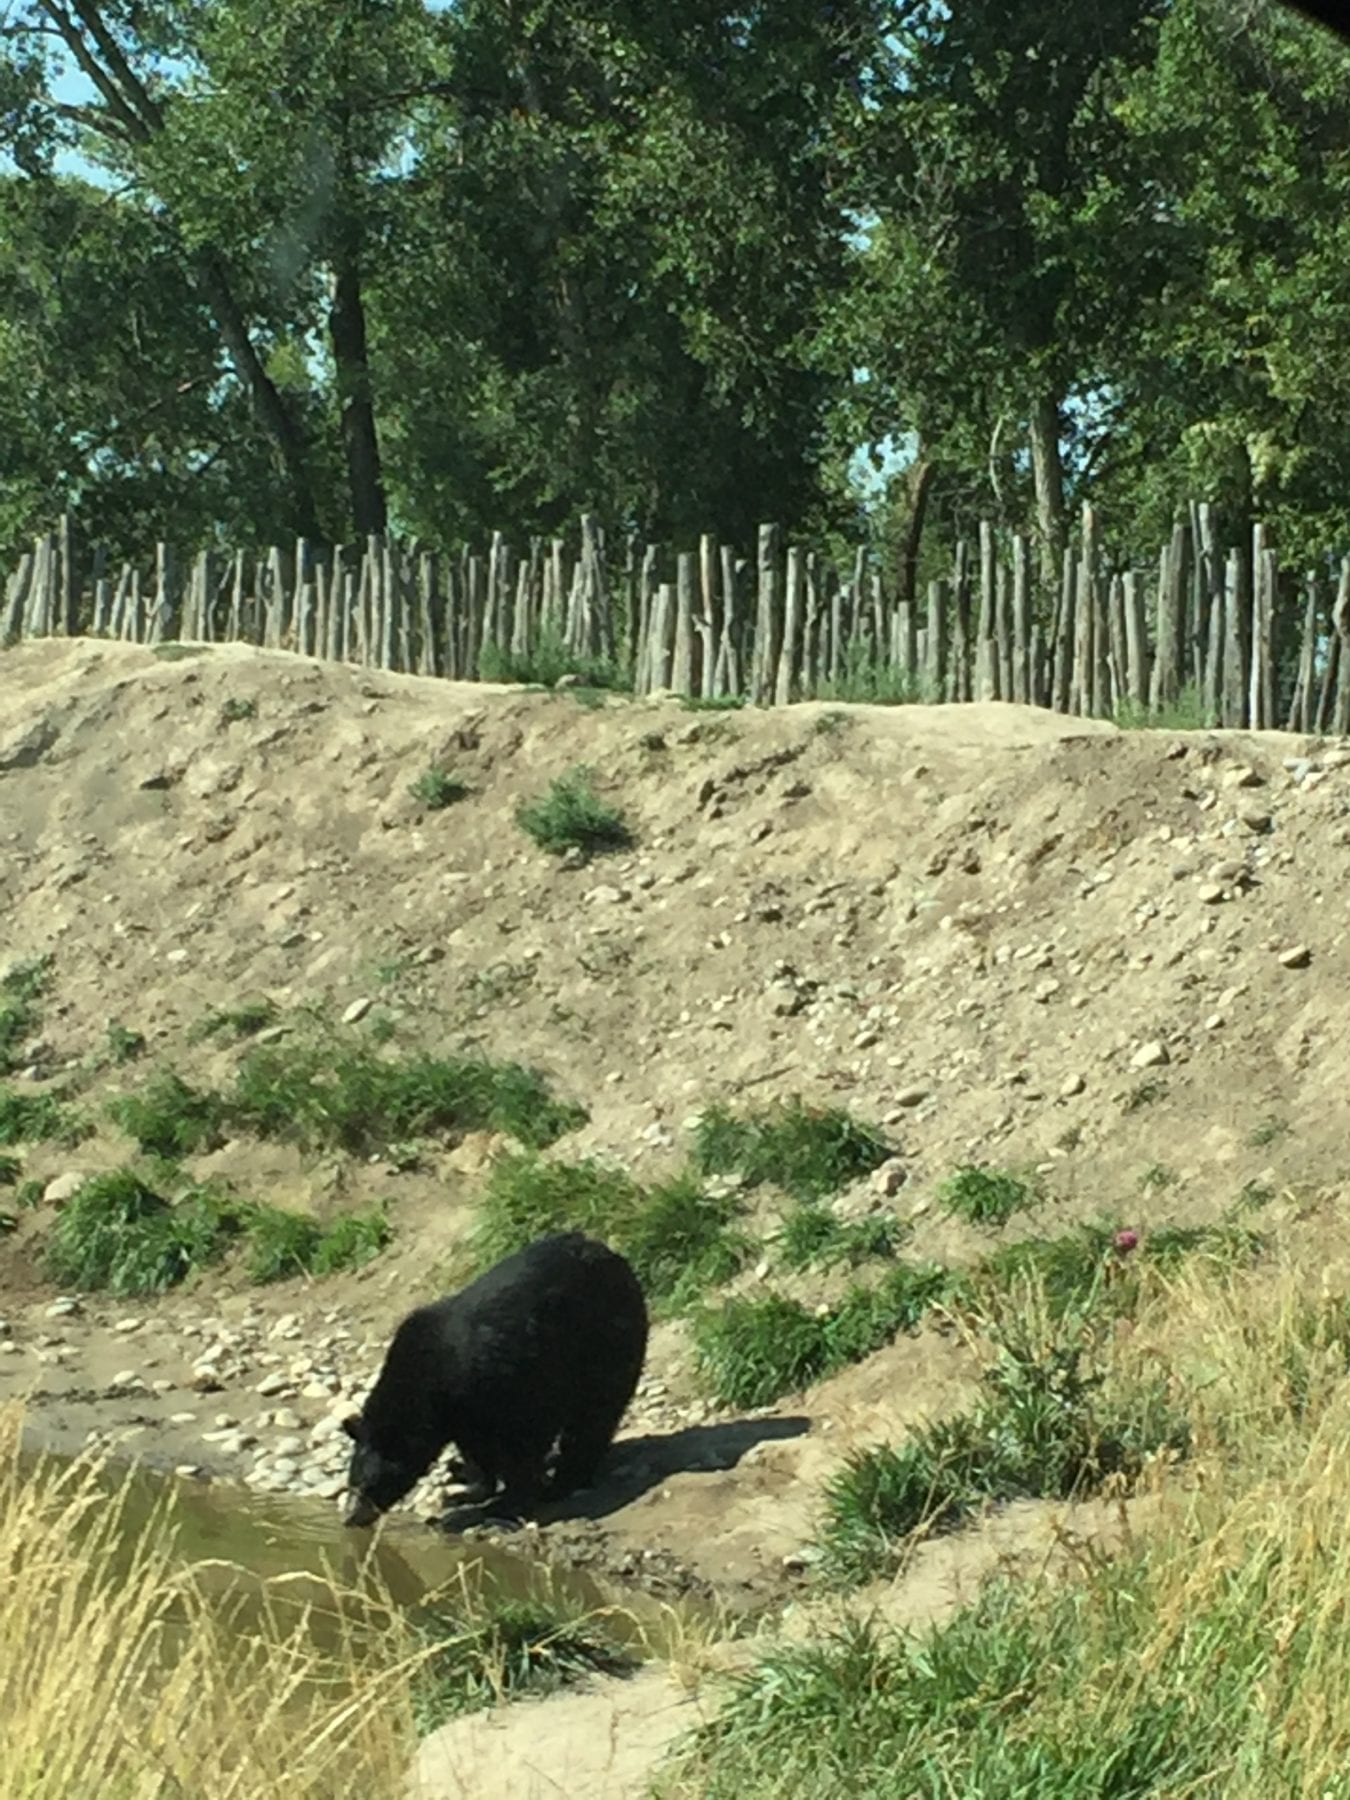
[3,637,1350,1789]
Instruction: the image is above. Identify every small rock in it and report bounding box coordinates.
[1239,808,1272,834]
[1223,765,1262,789]
[168,1411,198,1426]
[114,1317,144,1335]
[43,1173,86,1206]
[1278,944,1311,969]
[255,1372,290,1397]
[342,997,373,1024]
[893,1086,929,1109]
[1196,882,1225,905]
[271,1407,303,1431]
[1131,1041,1170,1070]
[1059,1072,1086,1098]
[174,1465,205,1480]
[584,884,628,905]
[870,1159,908,1197]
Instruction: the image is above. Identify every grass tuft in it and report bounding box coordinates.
[936,1163,1038,1227]
[692,1263,962,1408]
[692,1099,892,1203]
[408,766,469,810]
[107,1071,226,1159]
[0,955,53,1074]
[469,1153,749,1309]
[42,1166,393,1296]
[776,1205,907,1272]
[515,767,633,858]
[229,1040,586,1156]
[0,1084,88,1148]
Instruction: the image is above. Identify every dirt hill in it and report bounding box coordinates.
[2,636,1349,1655]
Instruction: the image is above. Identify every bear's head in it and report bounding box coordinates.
[340,1413,425,1527]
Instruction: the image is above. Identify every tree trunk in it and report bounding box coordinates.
[895,454,934,612]
[329,201,388,538]
[39,0,324,541]
[1029,391,1067,600]
[191,250,323,541]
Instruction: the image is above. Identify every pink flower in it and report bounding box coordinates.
[1114,1229,1140,1255]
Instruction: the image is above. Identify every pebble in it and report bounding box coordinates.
[1131,1041,1170,1070]
[43,1174,85,1206]
[1059,1072,1086,1098]
[255,1373,290,1397]
[1278,944,1311,968]
[342,997,373,1024]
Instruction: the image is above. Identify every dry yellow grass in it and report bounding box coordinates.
[0,1403,418,1800]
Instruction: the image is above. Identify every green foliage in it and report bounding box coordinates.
[691,1100,892,1203]
[410,1594,634,1735]
[0,1085,87,1148]
[229,1041,586,1156]
[107,1073,226,1160]
[936,1164,1039,1228]
[0,955,53,1074]
[42,1166,392,1295]
[105,1022,148,1066]
[816,645,928,707]
[0,1153,20,1188]
[478,630,629,693]
[776,1205,906,1272]
[219,697,257,723]
[692,1263,962,1409]
[818,1328,1189,1586]
[469,1153,747,1308]
[408,766,469,810]
[187,999,279,1045]
[43,1170,245,1296]
[515,769,632,859]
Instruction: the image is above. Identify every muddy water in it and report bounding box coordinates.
[18,1444,673,1698]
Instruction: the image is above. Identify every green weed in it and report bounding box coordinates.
[187,999,279,1045]
[0,955,53,1074]
[515,767,633,859]
[936,1163,1038,1228]
[692,1100,892,1203]
[1247,1115,1290,1149]
[0,1085,87,1148]
[410,1591,634,1735]
[479,631,630,694]
[469,1154,748,1309]
[105,1021,147,1065]
[229,1041,586,1156]
[219,696,257,723]
[818,1324,1189,1585]
[408,766,469,810]
[777,1205,906,1272]
[692,1263,962,1409]
[107,1072,226,1159]
[42,1169,245,1296]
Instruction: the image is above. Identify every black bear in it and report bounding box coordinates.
[341,1231,648,1528]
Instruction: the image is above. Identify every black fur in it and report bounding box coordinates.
[342,1231,648,1526]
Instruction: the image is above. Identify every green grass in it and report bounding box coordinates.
[1114,681,1217,731]
[692,1100,892,1203]
[0,1153,20,1187]
[42,1166,393,1296]
[107,1072,227,1159]
[410,1591,635,1736]
[228,1041,586,1156]
[515,767,633,859]
[0,1085,88,1148]
[243,1201,392,1283]
[478,627,630,695]
[1139,1162,1178,1191]
[43,1169,246,1296]
[105,1021,147,1065]
[666,1278,1350,1796]
[816,645,928,707]
[692,1263,963,1409]
[975,1219,1264,1323]
[219,695,257,723]
[187,998,279,1045]
[469,1153,749,1310]
[1247,1114,1290,1149]
[679,694,746,712]
[776,1205,907,1272]
[408,765,469,810]
[0,955,54,1074]
[936,1164,1039,1228]
[817,1319,1189,1586]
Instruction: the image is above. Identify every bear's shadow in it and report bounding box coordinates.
[430,1413,811,1534]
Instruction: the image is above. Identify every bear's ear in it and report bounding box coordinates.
[341,1413,366,1442]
